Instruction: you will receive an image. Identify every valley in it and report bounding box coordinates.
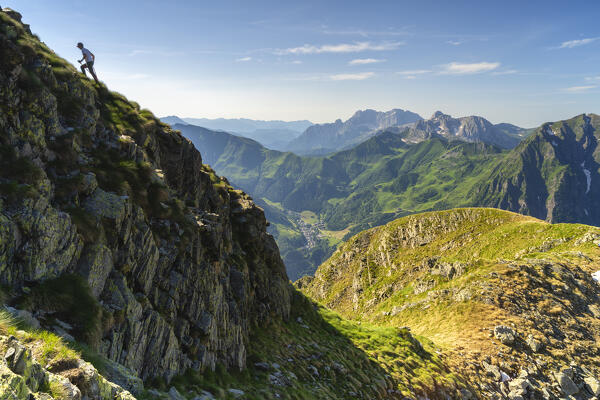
[176,113,598,280]
[2,4,600,400]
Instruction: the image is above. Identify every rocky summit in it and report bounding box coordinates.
[400,111,525,149]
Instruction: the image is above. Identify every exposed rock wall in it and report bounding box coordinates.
[0,8,290,382]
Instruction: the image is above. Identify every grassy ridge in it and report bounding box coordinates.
[299,208,600,397]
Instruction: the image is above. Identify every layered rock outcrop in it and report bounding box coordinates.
[0,7,290,383]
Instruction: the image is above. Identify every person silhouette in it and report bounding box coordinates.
[76,42,99,83]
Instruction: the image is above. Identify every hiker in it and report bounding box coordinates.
[77,42,99,83]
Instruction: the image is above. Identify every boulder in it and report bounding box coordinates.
[554,369,579,396]
[526,334,543,353]
[168,387,186,400]
[494,325,517,345]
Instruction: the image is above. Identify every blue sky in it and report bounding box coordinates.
[5,0,600,126]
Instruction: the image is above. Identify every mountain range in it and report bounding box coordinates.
[175,112,597,280]
[160,115,312,150]
[286,108,423,155]
[3,7,600,400]
[400,110,531,148]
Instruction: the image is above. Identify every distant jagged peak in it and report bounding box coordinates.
[346,108,421,124]
[430,110,449,119]
[409,111,520,148]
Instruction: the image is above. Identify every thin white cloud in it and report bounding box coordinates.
[559,38,599,48]
[492,69,518,76]
[563,85,597,93]
[236,56,252,62]
[447,40,462,46]
[330,72,375,81]
[349,58,385,65]
[276,41,404,55]
[585,76,600,81]
[291,60,303,64]
[396,69,432,79]
[396,69,432,75]
[440,62,500,75]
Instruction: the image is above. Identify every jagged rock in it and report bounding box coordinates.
[494,325,517,345]
[0,363,31,399]
[192,391,216,400]
[78,243,113,297]
[0,332,137,400]
[332,362,347,375]
[269,371,291,387]
[585,376,600,396]
[254,362,271,371]
[554,369,579,396]
[526,334,543,353]
[589,304,600,319]
[482,360,502,381]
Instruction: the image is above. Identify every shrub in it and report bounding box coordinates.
[17,274,103,346]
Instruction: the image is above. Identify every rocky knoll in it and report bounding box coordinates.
[300,208,600,399]
[0,6,290,387]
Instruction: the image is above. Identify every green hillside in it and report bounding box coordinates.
[299,208,600,399]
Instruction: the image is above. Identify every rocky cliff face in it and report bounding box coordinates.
[286,108,422,155]
[0,7,290,384]
[403,111,521,149]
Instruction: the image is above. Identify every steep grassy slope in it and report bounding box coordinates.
[164,291,467,399]
[300,208,600,398]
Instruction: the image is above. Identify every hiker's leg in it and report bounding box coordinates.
[80,64,88,76]
[89,66,99,83]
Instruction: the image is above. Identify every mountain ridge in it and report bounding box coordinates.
[299,207,600,399]
[0,5,291,386]
[286,108,423,155]
[161,116,310,150]
[399,110,525,149]
[175,112,598,279]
